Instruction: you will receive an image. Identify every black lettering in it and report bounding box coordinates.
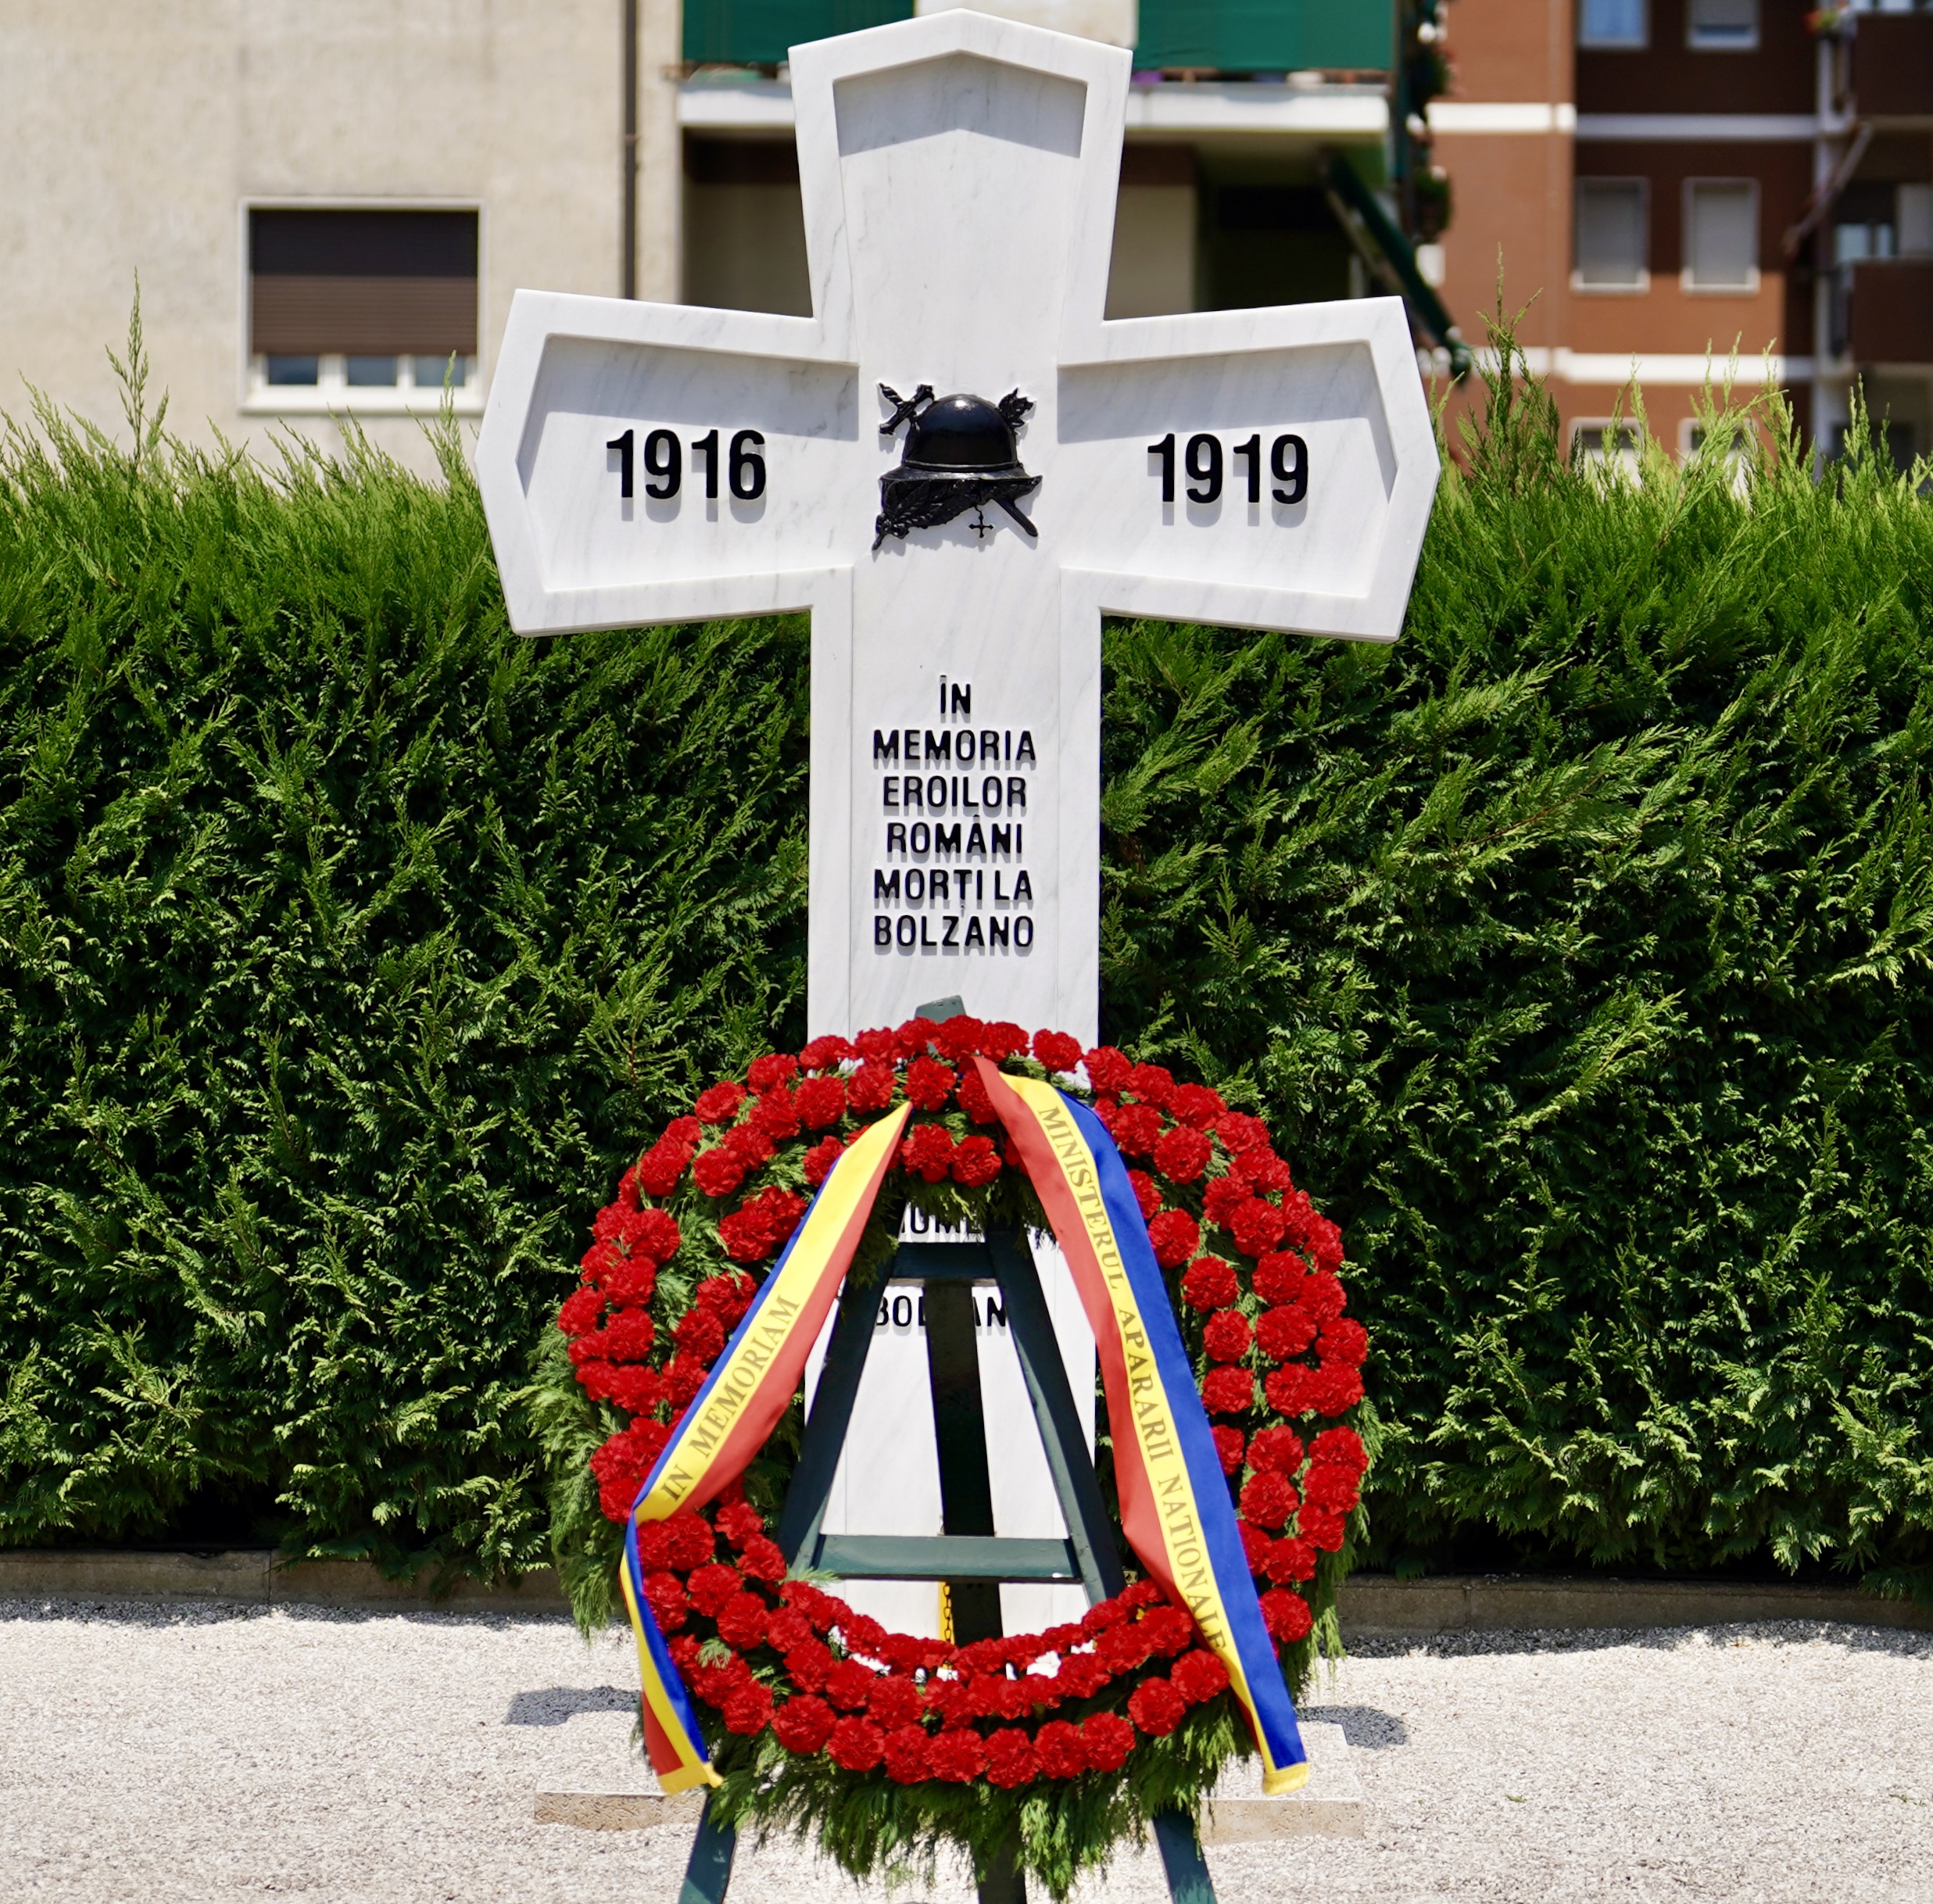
[1007,777,1027,810]
[990,916,1010,949]
[943,914,960,946]
[1015,915,1033,948]
[904,728,921,763]
[991,824,1012,854]
[887,823,907,854]
[1016,824,1023,853]
[875,916,892,947]
[893,1294,914,1327]
[875,869,901,904]
[955,732,976,765]
[920,917,936,947]
[965,915,986,949]
[967,822,986,855]
[927,775,947,809]
[1016,732,1036,766]
[873,729,900,765]
[924,731,952,764]
[906,869,925,903]
[1014,871,1033,904]
[983,775,1003,810]
[904,778,923,811]
[897,916,916,948]
[994,871,1008,901]
[962,777,979,810]
[981,729,1000,763]
[911,821,931,854]
[884,779,900,810]
[935,822,961,855]
[929,870,949,903]
[983,1296,1006,1327]
[950,683,972,717]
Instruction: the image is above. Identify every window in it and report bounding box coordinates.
[1578,0,1647,48]
[247,207,480,410]
[1573,420,1643,482]
[1574,179,1648,290]
[1688,0,1757,49]
[1684,181,1757,292]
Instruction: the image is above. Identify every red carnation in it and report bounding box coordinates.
[1266,1537,1317,1584]
[686,1562,743,1617]
[1111,1103,1163,1158]
[1146,1209,1198,1269]
[826,1716,886,1772]
[977,1020,1026,1060]
[800,1034,855,1071]
[696,1272,754,1321]
[723,1123,774,1169]
[1200,1366,1256,1415]
[1319,1318,1369,1369]
[803,1136,845,1186]
[693,1146,749,1200]
[694,1082,746,1126]
[1252,1245,1309,1305]
[1302,1464,1362,1514]
[557,1287,602,1337]
[674,1307,726,1362]
[1298,1506,1348,1552]
[956,1065,998,1122]
[1171,1649,1231,1705]
[882,1724,932,1784]
[1083,1046,1133,1094]
[1097,1622,1152,1675]
[1246,1150,1294,1194]
[905,1054,957,1111]
[933,1015,986,1061]
[867,1676,925,1730]
[1230,1197,1288,1258]
[896,1016,941,1057]
[1263,1364,1316,1416]
[767,1607,813,1653]
[723,1680,774,1735]
[1308,1215,1344,1273]
[663,1354,710,1408]
[643,1571,687,1631]
[1211,1424,1247,1476]
[1305,1272,1348,1323]
[1312,1426,1368,1473]
[751,1086,800,1140]
[854,1028,897,1061]
[1033,1029,1082,1073]
[927,1730,986,1782]
[1168,1083,1226,1128]
[1237,1518,1273,1573]
[1152,1124,1212,1183]
[1201,1175,1251,1227]
[662,1512,715,1569]
[985,1728,1040,1788]
[747,1053,797,1093]
[1202,1308,1252,1362]
[1140,1605,1194,1656]
[601,1251,658,1305]
[900,1122,956,1183]
[786,1641,833,1692]
[1080,1712,1135,1772]
[795,1074,847,1129]
[1180,1257,1239,1311]
[1035,1719,1088,1779]
[1259,1587,1314,1642]
[714,1591,770,1650]
[951,1134,1002,1187]
[1246,1426,1305,1475]
[824,1658,877,1710]
[635,1145,686,1199]
[847,1059,897,1112]
[1255,1304,1319,1362]
[773,1695,836,1754]
[842,1611,887,1654]
[1240,1471,1298,1530]
[1310,1364,1366,1415]
[1126,1677,1187,1737]
[716,1500,762,1547]
[604,1365,664,1414]
[1126,1063,1175,1108]
[1128,1170,1162,1221]
[739,1536,787,1584]
[1213,1112,1270,1154]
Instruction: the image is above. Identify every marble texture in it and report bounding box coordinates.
[474,6,1438,1045]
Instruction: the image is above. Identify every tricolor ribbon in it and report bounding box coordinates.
[620,1102,911,1791]
[977,1061,1310,1794]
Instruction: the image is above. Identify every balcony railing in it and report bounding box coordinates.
[682,0,1391,74]
[1852,11,1933,124]
[1834,259,1933,367]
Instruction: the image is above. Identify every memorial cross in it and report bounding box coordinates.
[475,8,1438,1050]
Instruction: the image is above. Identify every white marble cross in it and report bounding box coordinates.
[476,7,1436,1641]
[477,6,1436,1050]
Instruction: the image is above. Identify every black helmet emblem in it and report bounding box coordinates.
[872,384,1040,549]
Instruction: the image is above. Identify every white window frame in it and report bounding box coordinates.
[1572,177,1652,295]
[1572,418,1645,482]
[1578,0,1648,50]
[238,198,487,417]
[1681,177,1760,295]
[1686,0,1759,52]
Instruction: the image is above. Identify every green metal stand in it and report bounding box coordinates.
[681,1227,1217,1904]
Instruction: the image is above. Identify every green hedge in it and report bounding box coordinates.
[4,335,1931,1596]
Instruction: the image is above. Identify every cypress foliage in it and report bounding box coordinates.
[3,319,1931,1601]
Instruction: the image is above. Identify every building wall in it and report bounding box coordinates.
[0,2,648,472]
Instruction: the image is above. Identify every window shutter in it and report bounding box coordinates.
[250,210,478,357]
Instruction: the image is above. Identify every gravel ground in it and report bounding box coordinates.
[2,1597,1930,1903]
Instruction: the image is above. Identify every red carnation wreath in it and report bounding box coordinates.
[547,1016,1369,1884]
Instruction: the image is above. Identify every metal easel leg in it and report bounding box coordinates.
[678,1791,737,1904]
[1151,1809,1218,1904]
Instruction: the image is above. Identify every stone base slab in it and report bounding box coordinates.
[1200,1720,1363,1841]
